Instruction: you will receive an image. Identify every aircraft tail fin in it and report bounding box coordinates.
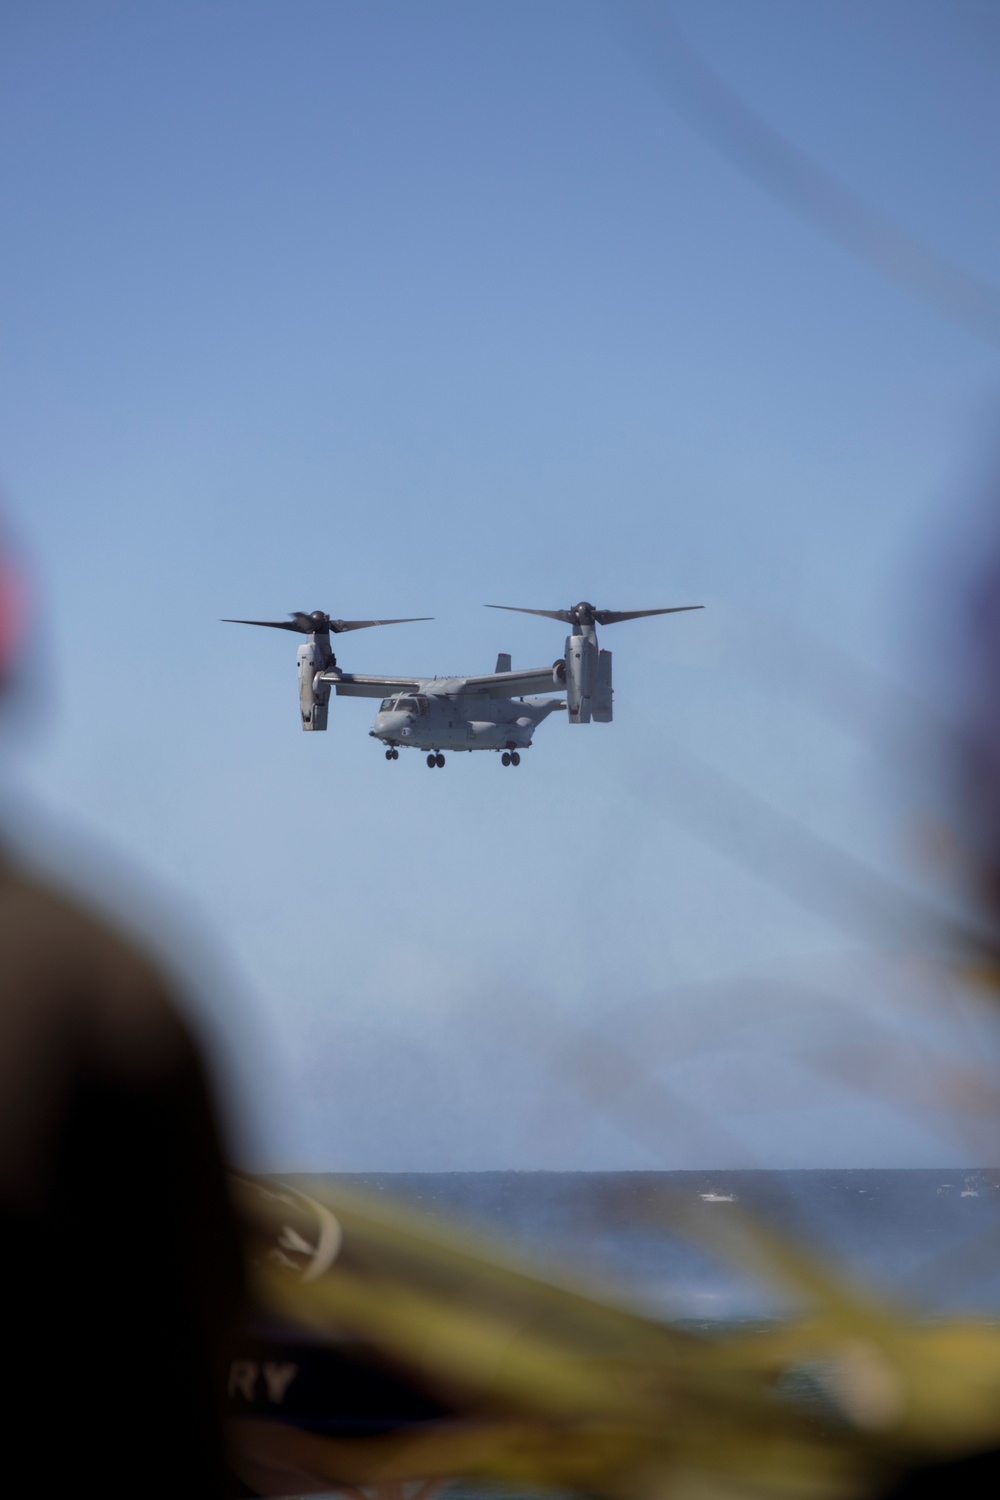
[494,652,512,674]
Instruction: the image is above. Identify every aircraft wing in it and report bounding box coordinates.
[320,671,423,699]
[319,666,561,699]
[456,666,562,698]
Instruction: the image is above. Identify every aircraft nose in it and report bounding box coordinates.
[374,711,409,738]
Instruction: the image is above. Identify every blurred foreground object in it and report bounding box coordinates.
[229,1178,1000,1500]
[624,3,1000,351]
[0,861,244,1497]
[0,534,243,1495]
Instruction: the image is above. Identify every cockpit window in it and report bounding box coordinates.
[380,695,428,714]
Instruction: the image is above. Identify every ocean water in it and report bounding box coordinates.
[316,1168,1000,1321]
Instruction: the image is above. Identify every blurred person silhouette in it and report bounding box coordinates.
[0,543,244,1495]
[870,504,1000,1500]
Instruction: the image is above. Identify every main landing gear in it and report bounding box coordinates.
[501,751,521,767]
[385,748,399,760]
[426,753,445,768]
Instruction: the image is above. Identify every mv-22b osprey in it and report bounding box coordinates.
[225,600,702,768]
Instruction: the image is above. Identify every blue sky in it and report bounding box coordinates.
[3,0,1000,1169]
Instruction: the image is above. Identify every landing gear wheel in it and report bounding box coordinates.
[426,754,436,768]
[511,752,521,766]
[385,749,393,761]
[435,753,445,768]
[392,749,399,759]
[501,752,511,766]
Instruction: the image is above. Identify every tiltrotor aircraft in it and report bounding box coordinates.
[224,601,702,767]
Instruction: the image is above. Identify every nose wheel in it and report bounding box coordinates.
[426,753,445,768]
[385,748,399,760]
[501,752,521,767]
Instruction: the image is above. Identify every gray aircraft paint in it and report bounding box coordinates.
[370,692,565,754]
[228,600,702,762]
[297,635,332,731]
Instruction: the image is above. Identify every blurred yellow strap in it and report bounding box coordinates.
[235,1176,1000,1494]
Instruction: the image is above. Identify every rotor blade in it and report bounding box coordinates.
[330,617,433,633]
[223,614,433,634]
[484,606,574,623]
[593,606,704,625]
[221,618,308,632]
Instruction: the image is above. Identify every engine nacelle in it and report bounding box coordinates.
[564,633,598,723]
[552,658,567,687]
[593,648,612,722]
[297,638,332,731]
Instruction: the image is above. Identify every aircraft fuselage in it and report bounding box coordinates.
[371,692,564,754]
